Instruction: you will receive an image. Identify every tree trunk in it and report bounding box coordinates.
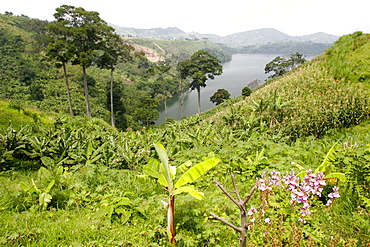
[110,69,115,128]
[239,209,247,247]
[82,65,91,117]
[164,93,168,120]
[167,194,176,244]
[62,63,74,116]
[197,87,201,114]
[180,91,185,119]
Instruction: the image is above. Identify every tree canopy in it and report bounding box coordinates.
[210,89,230,105]
[179,50,222,113]
[264,52,306,79]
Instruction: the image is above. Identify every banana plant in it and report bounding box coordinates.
[145,142,220,244]
[294,142,346,183]
[20,178,55,210]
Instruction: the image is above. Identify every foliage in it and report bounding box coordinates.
[264,52,307,79]
[210,89,230,105]
[234,41,332,55]
[241,86,252,97]
[124,38,232,63]
[144,142,220,243]
[179,50,223,113]
[0,21,370,246]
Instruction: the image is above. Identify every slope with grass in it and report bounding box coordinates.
[0,32,369,246]
[206,32,370,139]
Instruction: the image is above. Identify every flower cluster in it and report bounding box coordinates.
[327,186,340,206]
[256,169,340,223]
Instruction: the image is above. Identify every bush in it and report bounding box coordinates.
[241,86,252,97]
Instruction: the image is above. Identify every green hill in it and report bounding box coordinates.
[0,13,369,246]
[203,32,370,139]
[123,37,232,63]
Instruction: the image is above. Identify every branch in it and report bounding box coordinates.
[231,173,242,202]
[210,212,242,232]
[214,179,242,211]
[242,185,257,206]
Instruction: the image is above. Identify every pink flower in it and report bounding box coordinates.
[264,218,271,223]
[328,192,340,199]
[248,208,257,216]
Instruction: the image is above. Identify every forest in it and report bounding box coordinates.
[1,7,370,247]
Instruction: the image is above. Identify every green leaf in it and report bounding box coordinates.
[143,158,161,179]
[20,182,31,192]
[178,160,192,173]
[41,157,54,168]
[115,197,131,206]
[44,179,55,194]
[39,192,52,210]
[95,208,108,218]
[175,157,220,188]
[174,186,204,200]
[115,209,131,224]
[291,161,305,171]
[85,141,93,158]
[325,172,347,182]
[296,171,306,180]
[316,143,338,175]
[154,142,173,192]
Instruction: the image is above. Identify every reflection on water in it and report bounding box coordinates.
[156,53,314,123]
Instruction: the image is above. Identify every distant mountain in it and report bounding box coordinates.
[221,28,291,46]
[110,25,339,46]
[293,32,340,43]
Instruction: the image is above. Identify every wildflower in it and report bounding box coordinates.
[328,186,340,201]
[264,217,271,224]
[248,207,257,216]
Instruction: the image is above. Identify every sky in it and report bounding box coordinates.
[2,0,369,37]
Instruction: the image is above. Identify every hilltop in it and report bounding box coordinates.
[111,25,339,46]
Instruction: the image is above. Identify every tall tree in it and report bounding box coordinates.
[177,62,190,118]
[147,65,174,120]
[45,21,75,116]
[52,5,116,117]
[179,50,222,114]
[96,33,135,127]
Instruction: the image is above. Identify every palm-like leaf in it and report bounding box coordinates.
[175,157,220,188]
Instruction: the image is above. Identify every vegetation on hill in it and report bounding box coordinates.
[123,37,232,63]
[0,29,370,246]
[232,41,332,55]
[0,10,369,246]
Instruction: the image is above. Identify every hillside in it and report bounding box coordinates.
[112,25,339,46]
[204,32,370,139]
[0,24,369,246]
[123,37,232,63]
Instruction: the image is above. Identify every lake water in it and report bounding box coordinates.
[156,53,312,123]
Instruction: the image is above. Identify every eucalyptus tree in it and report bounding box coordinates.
[96,33,135,127]
[51,5,116,117]
[146,65,175,120]
[179,50,223,114]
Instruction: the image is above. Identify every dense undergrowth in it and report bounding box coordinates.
[1,33,370,246]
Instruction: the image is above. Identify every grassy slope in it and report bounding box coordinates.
[204,32,370,139]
